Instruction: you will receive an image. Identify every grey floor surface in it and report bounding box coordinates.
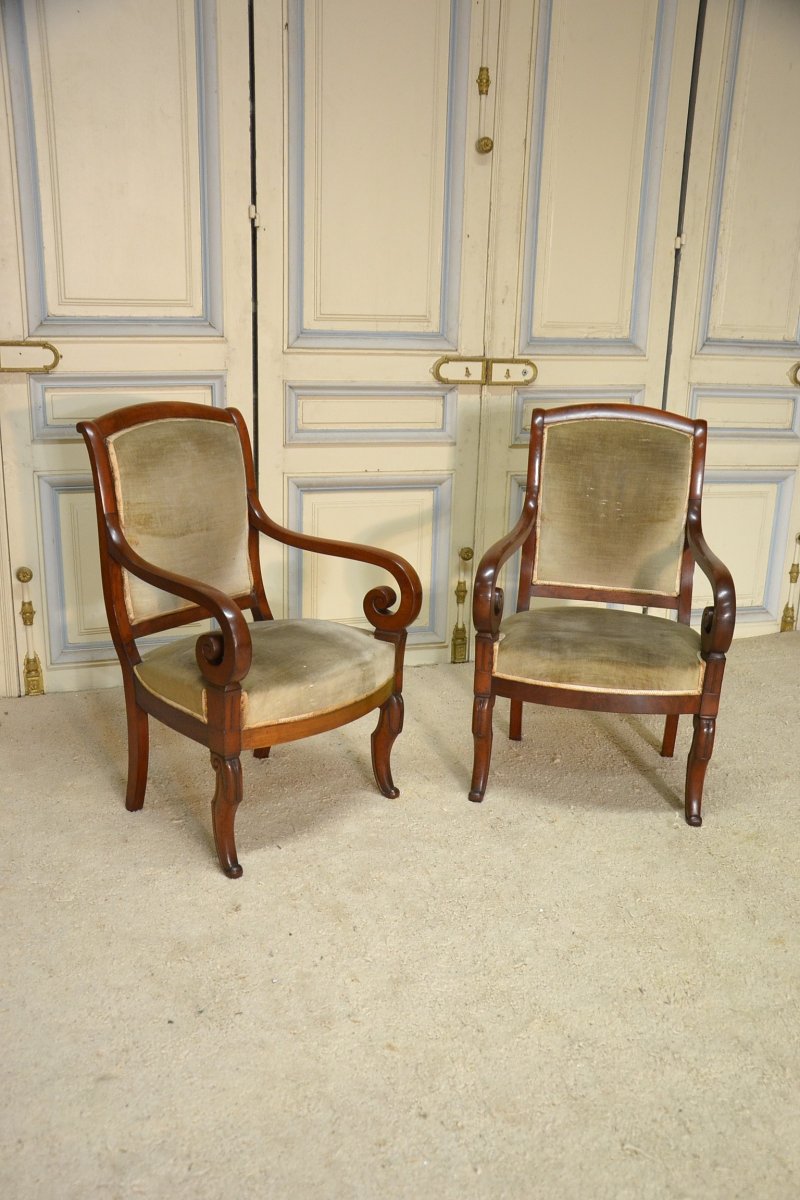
[1,633,798,1199]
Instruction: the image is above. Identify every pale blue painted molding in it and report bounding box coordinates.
[694,468,796,625]
[37,474,115,665]
[286,473,453,644]
[500,466,795,629]
[688,386,800,440]
[511,387,644,445]
[30,372,226,442]
[3,0,223,337]
[697,0,800,357]
[286,0,470,350]
[284,382,458,445]
[518,0,677,357]
[38,472,214,665]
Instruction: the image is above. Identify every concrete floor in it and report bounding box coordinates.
[1,633,798,1198]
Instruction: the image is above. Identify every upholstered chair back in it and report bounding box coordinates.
[107,417,252,621]
[533,416,694,596]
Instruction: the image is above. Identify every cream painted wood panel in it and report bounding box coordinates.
[667,0,800,635]
[474,0,700,586]
[255,0,493,663]
[261,0,772,661]
[0,0,252,694]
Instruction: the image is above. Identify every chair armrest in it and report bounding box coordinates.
[686,506,736,656]
[473,499,539,637]
[248,498,422,633]
[106,518,252,687]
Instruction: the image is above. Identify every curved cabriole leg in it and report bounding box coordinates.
[685,715,715,827]
[124,683,149,812]
[469,694,495,803]
[509,699,523,742]
[210,753,244,878]
[371,693,404,799]
[661,714,679,758]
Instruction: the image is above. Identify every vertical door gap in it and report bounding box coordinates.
[248,0,260,480]
[662,0,707,410]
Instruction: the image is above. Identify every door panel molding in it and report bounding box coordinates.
[37,473,110,665]
[29,372,226,441]
[697,0,800,355]
[694,468,796,623]
[510,386,644,445]
[689,386,800,441]
[286,0,471,350]
[3,0,223,336]
[286,472,453,644]
[518,0,678,355]
[285,382,458,445]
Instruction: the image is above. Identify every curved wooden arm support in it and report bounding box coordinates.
[248,498,422,633]
[473,500,538,637]
[686,506,736,657]
[106,520,252,686]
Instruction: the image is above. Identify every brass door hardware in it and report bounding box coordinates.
[475,62,493,152]
[780,533,800,632]
[789,362,800,387]
[451,546,474,663]
[15,567,45,695]
[0,340,61,373]
[431,356,538,386]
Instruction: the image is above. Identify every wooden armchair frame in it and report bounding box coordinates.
[469,403,736,824]
[79,402,422,877]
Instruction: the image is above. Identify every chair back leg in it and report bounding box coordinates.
[661,714,679,758]
[509,699,523,742]
[210,753,244,878]
[123,676,149,812]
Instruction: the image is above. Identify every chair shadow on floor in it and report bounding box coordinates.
[77,686,385,860]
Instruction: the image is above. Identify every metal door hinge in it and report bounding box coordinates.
[248,204,260,227]
[15,567,45,695]
[451,547,474,663]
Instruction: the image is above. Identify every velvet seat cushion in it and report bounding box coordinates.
[135,619,395,728]
[495,606,704,695]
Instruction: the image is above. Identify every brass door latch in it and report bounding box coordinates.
[432,356,537,386]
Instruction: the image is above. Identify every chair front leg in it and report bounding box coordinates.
[371,692,403,799]
[685,715,715,827]
[210,753,244,878]
[469,694,495,803]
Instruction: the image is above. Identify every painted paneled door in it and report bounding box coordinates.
[254,0,703,661]
[0,0,252,693]
[667,0,800,634]
[2,0,797,698]
[258,0,800,656]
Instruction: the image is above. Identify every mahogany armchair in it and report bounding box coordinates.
[469,403,736,825]
[79,403,422,877]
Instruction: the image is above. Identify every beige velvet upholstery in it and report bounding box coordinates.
[108,419,252,621]
[495,606,705,695]
[135,619,395,728]
[535,419,693,594]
